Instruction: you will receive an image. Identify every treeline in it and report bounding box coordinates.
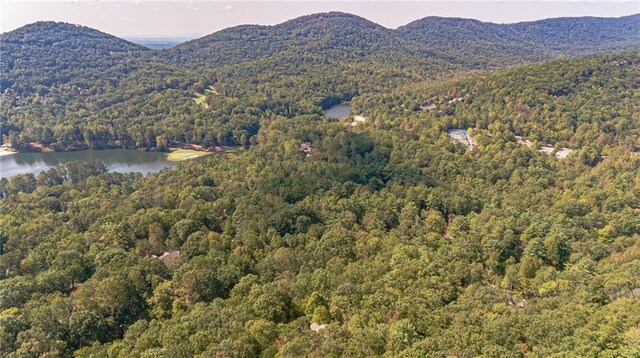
[0,160,108,197]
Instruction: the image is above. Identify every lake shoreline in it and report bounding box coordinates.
[11,140,232,155]
[2,144,238,157]
[0,145,245,179]
[0,148,18,157]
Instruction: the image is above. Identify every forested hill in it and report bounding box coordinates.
[355,51,640,154]
[0,22,148,92]
[166,12,640,68]
[2,13,638,85]
[163,12,429,68]
[399,14,640,67]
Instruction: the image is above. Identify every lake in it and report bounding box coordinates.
[325,103,352,119]
[0,149,175,179]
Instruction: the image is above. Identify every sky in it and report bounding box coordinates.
[1,0,638,37]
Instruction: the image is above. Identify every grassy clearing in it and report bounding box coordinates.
[193,86,218,108]
[223,146,244,154]
[193,94,208,109]
[166,149,212,162]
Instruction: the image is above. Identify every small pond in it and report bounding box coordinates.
[324,103,352,119]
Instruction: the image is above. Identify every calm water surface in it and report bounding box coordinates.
[324,103,352,119]
[0,149,175,179]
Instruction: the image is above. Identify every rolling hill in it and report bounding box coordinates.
[399,14,640,67]
[164,12,640,69]
[163,12,430,68]
[0,21,149,92]
[2,12,639,95]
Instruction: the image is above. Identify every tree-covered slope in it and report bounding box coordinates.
[167,12,640,70]
[0,22,218,151]
[399,14,640,67]
[510,14,640,52]
[163,12,431,68]
[355,51,640,156]
[0,21,149,93]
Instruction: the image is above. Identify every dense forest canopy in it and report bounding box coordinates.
[0,11,639,357]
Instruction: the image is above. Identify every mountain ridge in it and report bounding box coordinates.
[0,21,147,50]
[4,13,638,37]
[156,11,640,70]
[398,13,640,67]
[2,13,638,70]
[0,21,149,91]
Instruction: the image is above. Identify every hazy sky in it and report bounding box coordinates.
[1,1,639,37]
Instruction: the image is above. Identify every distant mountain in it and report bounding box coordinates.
[0,21,148,92]
[510,15,640,51]
[163,12,640,69]
[3,13,638,84]
[126,36,197,49]
[163,12,432,68]
[399,14,640,67]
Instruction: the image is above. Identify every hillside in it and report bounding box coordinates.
[399,14,640,67]
[355,51,640,154]
[163,12,429,68]
[0,21,148,93]
[166,12,640,70]
[510,14,640,52]
[0,22,211,151]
